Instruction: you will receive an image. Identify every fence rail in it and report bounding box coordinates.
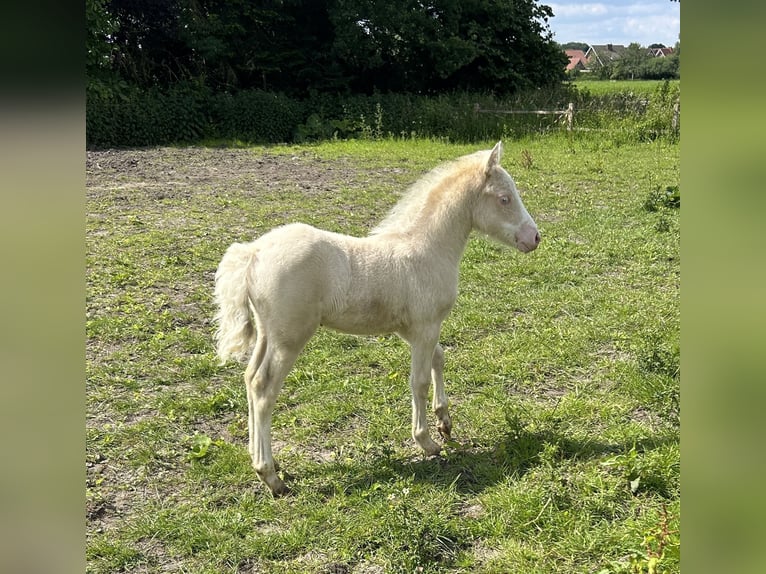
[474,102,574,131]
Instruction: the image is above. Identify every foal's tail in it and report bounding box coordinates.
[214,241,258,364]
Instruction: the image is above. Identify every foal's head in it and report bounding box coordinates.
[473,141,540,253]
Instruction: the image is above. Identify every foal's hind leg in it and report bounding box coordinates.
[245,338,305,496]
[245,334,267,459]
[431,343,452,440]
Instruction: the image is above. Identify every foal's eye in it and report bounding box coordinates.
[498,195,510,206]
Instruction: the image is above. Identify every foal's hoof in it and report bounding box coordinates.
[437,421,452,441]
[262,476,291,497]
[424,443,443,458]
[257,470,291,497]
[270,482,292,498]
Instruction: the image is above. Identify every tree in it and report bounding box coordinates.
[86,0,119,83]
[90,0,566,95]
[613,42,650,80]
[331,0,566,94]
[643,42,680,80]
[642,56,678,80]
[562,42,589,52]
[177,0,341,92]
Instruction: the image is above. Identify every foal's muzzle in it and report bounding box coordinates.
[516,222,541,253]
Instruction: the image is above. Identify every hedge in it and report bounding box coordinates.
[86,82,679,148]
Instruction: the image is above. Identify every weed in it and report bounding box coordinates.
[638,333,680,381]
[355,102,385,141]
[186,433,214,460]
[520,149,534,169]
[644,185,680,212]
[600,504,680,574]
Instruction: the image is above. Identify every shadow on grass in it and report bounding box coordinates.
[299,422,678,498]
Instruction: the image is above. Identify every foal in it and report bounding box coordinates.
[214,141,540,495]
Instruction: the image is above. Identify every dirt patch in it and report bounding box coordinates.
[459,502,485,519]
[86,147,409,201]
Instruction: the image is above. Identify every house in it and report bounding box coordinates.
[565,49,589,72]
[584,44,626,68]
[649,46,675,58]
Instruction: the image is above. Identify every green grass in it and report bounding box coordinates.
[571,79,680,96]
[87,133,679,573]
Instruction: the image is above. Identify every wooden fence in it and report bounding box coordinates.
[474,102,574,131]
[474,99,680,135]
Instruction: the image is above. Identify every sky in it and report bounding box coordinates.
[545,1,680,48]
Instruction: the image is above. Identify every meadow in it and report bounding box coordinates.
[86,133,679,573]
[571,79,680,96]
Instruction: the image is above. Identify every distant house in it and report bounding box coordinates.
[649,47,675,58]
[584,44,626,67]
[565,49,589,72]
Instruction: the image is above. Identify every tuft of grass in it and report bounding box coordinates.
[87,134,679,573]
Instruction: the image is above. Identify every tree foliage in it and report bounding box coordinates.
[87,0,566,96]
[590,42,679,81]
[562,42,589,52]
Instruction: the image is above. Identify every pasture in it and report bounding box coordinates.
[571,79,680,96]
[86,135,680,573]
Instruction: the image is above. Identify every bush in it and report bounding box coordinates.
[209,91,304,144]
[86,83,210,147]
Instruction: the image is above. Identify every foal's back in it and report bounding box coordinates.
[249,223,447,337]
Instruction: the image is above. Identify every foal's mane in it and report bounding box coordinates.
[370,150,488,236]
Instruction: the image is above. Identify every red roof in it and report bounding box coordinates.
[565,50,588,71]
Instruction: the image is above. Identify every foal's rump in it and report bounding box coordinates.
[215,224,340,360]
[249,223,350,324]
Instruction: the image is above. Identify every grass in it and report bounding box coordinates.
[86,133,679,573]
[571,79,680,96]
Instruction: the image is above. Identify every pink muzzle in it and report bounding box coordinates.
[516,221,541,253]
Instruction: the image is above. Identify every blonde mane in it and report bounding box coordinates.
[370,150,489,236]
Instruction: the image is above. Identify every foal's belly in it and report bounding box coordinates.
[320,298,410,336]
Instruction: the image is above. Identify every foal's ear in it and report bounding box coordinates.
[486,141,504,174]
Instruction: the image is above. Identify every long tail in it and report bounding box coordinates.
[214,241,257,364]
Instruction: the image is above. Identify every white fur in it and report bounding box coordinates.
[213,141,539,495]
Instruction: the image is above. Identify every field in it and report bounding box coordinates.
[571,79,680,96]
[86,134,680,573]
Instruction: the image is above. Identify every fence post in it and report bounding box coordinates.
[566,102,574,132]
[672,99,680,133]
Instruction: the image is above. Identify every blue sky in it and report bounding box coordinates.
[545,1,680,48]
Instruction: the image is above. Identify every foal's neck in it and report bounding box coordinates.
[396,178,477,265]
[423,196,474,264]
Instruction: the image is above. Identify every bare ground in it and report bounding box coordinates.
[86,146,410,202]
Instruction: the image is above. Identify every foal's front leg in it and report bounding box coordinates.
[431,343,452,440]
[408,334,443,457]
